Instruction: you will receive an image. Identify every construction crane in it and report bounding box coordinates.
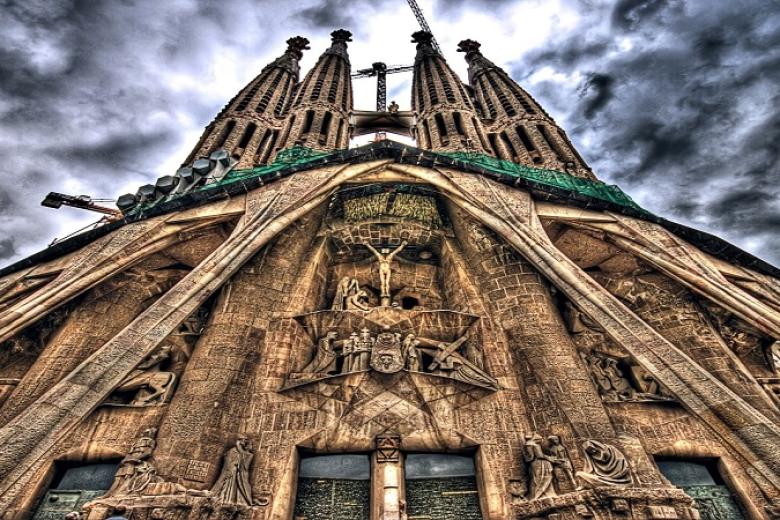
[41,192,121,217]
[351,0,440,113]
[407,0,441,53]
[352,62,414,112]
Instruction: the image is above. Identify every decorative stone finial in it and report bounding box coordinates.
[457,39,482,56]
[286,36,311,59]
[331,29,353,44]
[411,30,434,46]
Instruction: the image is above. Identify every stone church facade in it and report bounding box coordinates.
[0,29,779,520]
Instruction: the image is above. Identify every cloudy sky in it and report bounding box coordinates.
[1,0,778,268]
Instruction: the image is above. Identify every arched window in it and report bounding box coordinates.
[319,112,333,144]
[434,113,448,139]
[302,110,315,135]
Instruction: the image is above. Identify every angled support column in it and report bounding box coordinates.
[0,214,233,343]
[0,160,392,510]
[387,164,780,490]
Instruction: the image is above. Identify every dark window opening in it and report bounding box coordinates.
[488,133,502,158]
[405,454,482,520]
[423,120,433,148]
[453,112,466,136]
[434,113,448,138]
[294,453,370,520]
[537,124,567,162]
[253,130,272,165]
[319,112,333,144]
[424,60,439,106]
[302,110,315,135]
[328,60,343,103]
[214,120,236,151]
[274,74,293,116]
[335,119,345,147]
[500,131,519,161]
[478,76,498,118]
[310,56,334,101]
[278,115,295,150]
[401,296,420,310]
[515,125,536,151]
[654,457,747,520]
[237,123,257,150]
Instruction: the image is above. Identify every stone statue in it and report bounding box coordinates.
[106,428,162,496]
[582,352,633,401]
[301,332,339,375]
[113,345,176,406]
[210,437,255,506]
[353,328,374,371]
[603,358,634,400]
[546,435,577,492]
[365,241,407,306]
[332,277,360,311]
[342,334,355,373]
[345,288,371,311]
[402,334,422,371]
[576,440,631,487]
[523,433,555,500]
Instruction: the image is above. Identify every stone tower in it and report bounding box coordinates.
[1,27,780,520]
[277,29,354,152]
[458,39,593,178]
[412,31,490,153]
[184,36,310,168]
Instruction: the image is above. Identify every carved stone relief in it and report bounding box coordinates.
[575,440,632,487]
[103,308,207,407]
[564,302,672,402]
[209,438,255,506]
[516,433,578,501]
[292,322,497,390]
[105,428,163,496]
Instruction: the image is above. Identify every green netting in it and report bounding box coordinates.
[135,144,642,214]
[438,151,643,210]
[210,145,334,188]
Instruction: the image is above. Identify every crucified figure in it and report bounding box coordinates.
[365,241,407,305]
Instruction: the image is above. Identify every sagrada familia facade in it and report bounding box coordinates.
[0,27,779,520]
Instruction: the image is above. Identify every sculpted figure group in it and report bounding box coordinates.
[298,327,497,388]
[103,430,258,508]
[520,434,632,501]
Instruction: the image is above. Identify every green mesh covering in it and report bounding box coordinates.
[135,145,642,213]
[438,151,643,210]
[211,145,334,188]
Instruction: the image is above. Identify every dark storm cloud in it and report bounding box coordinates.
[0,0,778,268]
[515,0,780,263]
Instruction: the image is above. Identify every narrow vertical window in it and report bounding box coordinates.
[500,131,519,160]
[453,112,466,136]
[434,113,448,137]
[214,120,236,151]
[335,119,345,147]
[423,120,433,148]
[302,110,315,134]
[237,123,257,150]
[319,112,333,144]
[515,125,537,152]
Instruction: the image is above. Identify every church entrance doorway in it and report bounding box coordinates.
[31,461,120,520]
[655,458,747,520]
[293,453,371,520]
[404,453,483,520]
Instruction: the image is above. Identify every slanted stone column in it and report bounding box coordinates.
[0,268,185,424]
[450,211,616,445]
[153,210,325,488]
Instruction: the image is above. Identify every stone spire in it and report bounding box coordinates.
[411,31,490,154]
[458,39,594,179]
[276,29,354,153]
[183,36,310,169]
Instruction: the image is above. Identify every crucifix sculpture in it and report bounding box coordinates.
[364,241,407,306]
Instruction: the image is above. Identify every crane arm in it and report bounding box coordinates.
[407,0,442,53]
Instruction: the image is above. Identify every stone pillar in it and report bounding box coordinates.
[0,268,185,424]
[451,212,616,445]
[153,210,325,487]
[372,434,404,520]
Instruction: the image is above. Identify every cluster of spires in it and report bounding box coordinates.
[117,30,596,210]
